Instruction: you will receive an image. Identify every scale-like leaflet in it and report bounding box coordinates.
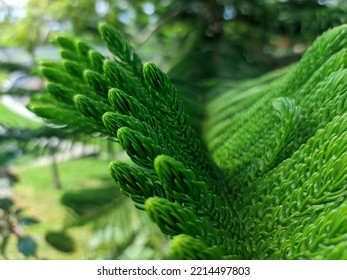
[237,114,347,259]
[209,25,347,189]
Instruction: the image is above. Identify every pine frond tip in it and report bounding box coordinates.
[144,197,199,236]
[171,234,224,260]
[143,62,172,94]
[117,127,164,169]
[98,22,142,75]
[54,36,76,51]
[154,155,206,200]
[73,94,109,122]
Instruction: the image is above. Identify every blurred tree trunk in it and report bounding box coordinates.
[51,150,62,190]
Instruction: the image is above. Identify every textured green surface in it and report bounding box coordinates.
[29,23,347,259]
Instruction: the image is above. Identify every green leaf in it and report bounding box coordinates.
[45,231,75,253]
[19,217,40,226]
[60,186,120,217]
[0,198,13,211]
[17,236,37,257]
[1,236,9,256]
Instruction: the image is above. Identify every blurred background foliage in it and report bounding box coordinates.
[0,0,346,259]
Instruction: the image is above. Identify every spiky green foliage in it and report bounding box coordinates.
[29,23,347,259]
